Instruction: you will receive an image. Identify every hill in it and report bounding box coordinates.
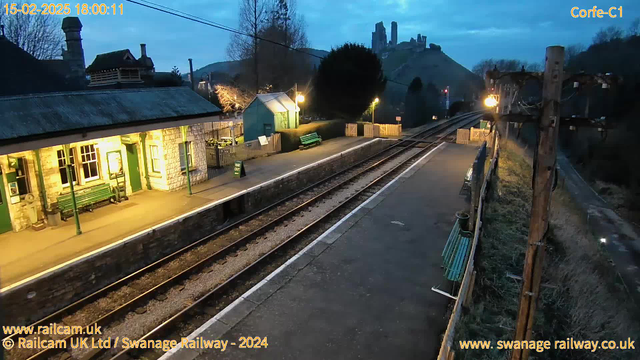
[184,48,329,82]
[381,48,484,104]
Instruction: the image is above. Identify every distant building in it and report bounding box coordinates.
[371,21,427,54]
[86,45,155,88]
[371,22,388,54]
[391,21,398,46]
[243,93,298,142]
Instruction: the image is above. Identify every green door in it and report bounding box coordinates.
[126,144,142,193]
[0,171,13,234]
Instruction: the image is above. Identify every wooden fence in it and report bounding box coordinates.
[437,132,500,360]
[456,129,470,145]
[363,124,402,138]
[206,133,281,168]
[345,123,358,137]
[470,128,492,143]
[203,120,244,140]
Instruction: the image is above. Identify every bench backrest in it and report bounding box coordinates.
[300,132,320,142]
[58,183,113,209]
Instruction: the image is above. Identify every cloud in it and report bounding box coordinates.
[70,0,639,72]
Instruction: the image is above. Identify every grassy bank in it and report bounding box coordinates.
[454,147,639,360]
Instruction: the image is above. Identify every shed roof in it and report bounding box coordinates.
[86,49,142,73]
[253,92,298,114]
[0,87,221,144]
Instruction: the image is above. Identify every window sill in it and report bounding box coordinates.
[149,172,163,179]
[180,166,197,175]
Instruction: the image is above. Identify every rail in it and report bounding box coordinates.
[4,112,482,360]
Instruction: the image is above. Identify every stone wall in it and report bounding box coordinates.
[162,125,207,191]
[1,139,392,325]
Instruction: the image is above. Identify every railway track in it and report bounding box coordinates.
[3,112,481,360]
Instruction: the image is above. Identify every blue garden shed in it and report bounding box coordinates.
[243,93,299,142]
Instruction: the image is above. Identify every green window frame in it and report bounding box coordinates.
[149,145,161,173]
[179,142,193,171]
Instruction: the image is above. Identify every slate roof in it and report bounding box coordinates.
[0,35,73,96]
[86,49,142,73]
[0,87,221,144]
[253,92,299,114]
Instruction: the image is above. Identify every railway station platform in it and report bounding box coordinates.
[165,142,479,360]
[0,136,377,290]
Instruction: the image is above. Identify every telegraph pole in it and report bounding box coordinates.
[511,46,564,360]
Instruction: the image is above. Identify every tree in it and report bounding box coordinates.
[0,1,64,59]
[404,77,427,128]
[628,18,640,37]
[565,43,585,67]
[472,59,541,78]
[226,0,270,93]
[314,43,387,120]
[424,82,443,119]
[257,0,309,90]
[592,25,623,44]
[214,84,253,113]
[226,0,309,93]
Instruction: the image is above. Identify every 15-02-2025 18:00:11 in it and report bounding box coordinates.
[2,3,123,15]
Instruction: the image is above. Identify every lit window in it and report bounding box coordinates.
[80,144,100,181]
[150,145,161,173]
[57,149,77,186]
[15,157,30,195]
[179,142,193,171]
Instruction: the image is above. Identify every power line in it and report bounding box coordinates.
[126,0,409,87]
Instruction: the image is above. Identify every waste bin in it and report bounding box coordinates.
[456,211,470,232]
[46,208,61,227]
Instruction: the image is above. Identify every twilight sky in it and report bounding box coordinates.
[68,0,638,73]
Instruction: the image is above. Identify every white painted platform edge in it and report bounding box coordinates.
[1,139,382,294]
[158,142,447,360]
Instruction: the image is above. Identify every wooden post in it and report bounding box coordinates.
[511,46,564,360]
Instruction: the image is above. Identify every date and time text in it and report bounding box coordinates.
[3,3,123,15]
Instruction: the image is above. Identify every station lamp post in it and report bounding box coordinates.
[296,93,305,128]
[372,97,380,124]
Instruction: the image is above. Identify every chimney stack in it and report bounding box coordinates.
[61,17,85,84]
[140,43,147,58]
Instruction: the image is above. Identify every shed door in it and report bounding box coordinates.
[125,144,142,193]
[263,124,273,137]
[0,170,13,234]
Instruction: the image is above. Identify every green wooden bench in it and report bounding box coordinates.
[58,183,115,220]
[299,132,322,149]
[442,218,473,282]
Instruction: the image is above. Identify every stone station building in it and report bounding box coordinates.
[0,87,221,234]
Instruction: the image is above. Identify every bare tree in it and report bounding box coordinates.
[628,18,640,37]
[592,25,623,44]
[472,58,540,78]
[564,43,585,67]
[214,84,253,112]
[226,0,269,93]
[0,1,64,59]
[258,0,309,89]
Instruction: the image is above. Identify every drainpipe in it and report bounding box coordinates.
[180,125,192,195]
[139,133,152,190]
[33,149,48,210]
[63,144,82,235]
